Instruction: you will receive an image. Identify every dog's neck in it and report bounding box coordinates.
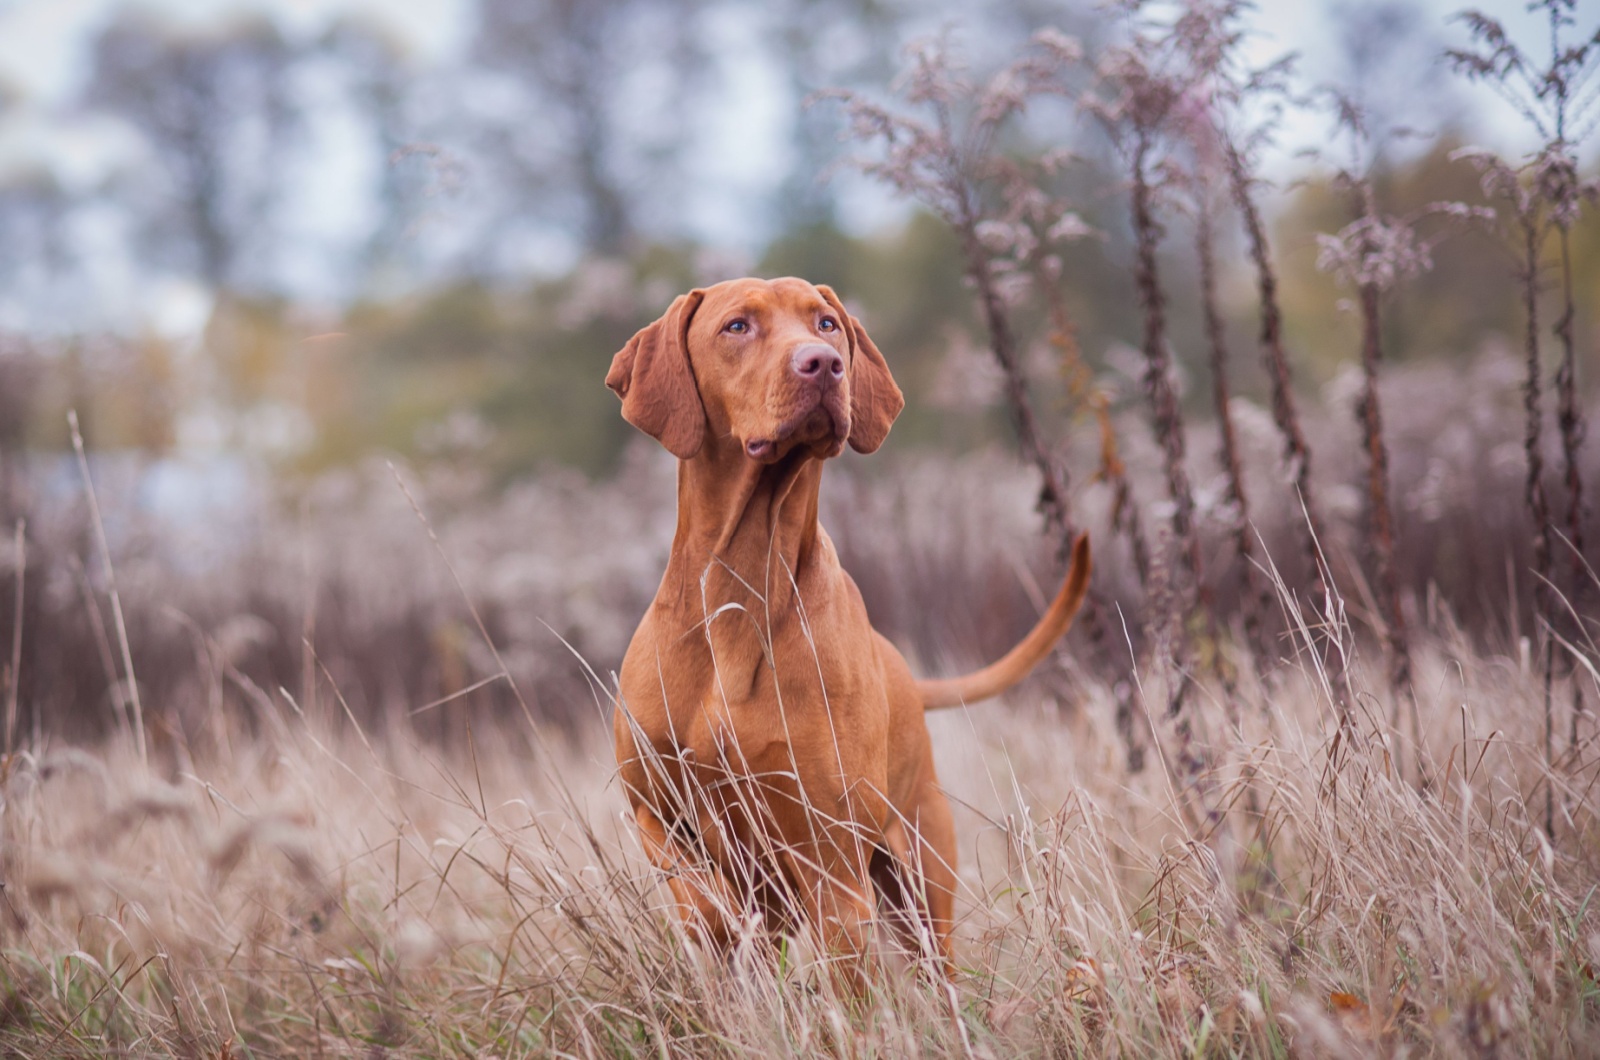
[660,440,824,621]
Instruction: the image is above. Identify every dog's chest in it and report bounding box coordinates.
[625,568,891,811]
[644,672,879,810]
[677,691,824,777]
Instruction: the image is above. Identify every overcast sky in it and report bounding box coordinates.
[0,0,1577,337]
[0,0,465,100]
[0,0,1564,144]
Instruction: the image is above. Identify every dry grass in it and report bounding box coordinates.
[2,553,1597,1057]
[4,348,1595,747]
[0,351,1597,1055]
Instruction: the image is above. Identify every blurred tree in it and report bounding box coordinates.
[317,19,427,294]
[294,246,702,480]
[0,339,37,516]
[767,0,897,230]
[0,168,80,327]
[1278,136,1521,371]
[1329,0,1463,144]
[473,0,708,257]
[82,13,296,293]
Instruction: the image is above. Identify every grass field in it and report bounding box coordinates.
[1,0,1597,1053]
[3,556,1597,1056]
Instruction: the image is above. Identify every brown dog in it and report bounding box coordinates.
[606,277,1090,980]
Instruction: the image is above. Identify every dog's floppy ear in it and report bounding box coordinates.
[817,284,903,454]
[606,289,707,460]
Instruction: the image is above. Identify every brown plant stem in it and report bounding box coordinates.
[1517,211,1557,837]
[1035,275,1121,669]
[952,186,1128,733]
[1093,393,1150,773]
[953,186,1145,765]
[1130,138,1202,607]
[1196,192,1270,664]
[1095,394,1152,587]
[1554,227,1585,571]
[1225,140,1350,721]
[1356,278,1416,779]
[6,518,21,756]
[953,204,1074,557]
[1225,145,1325,570]
[1554,225,1587,749]
[1129,136,1202,719]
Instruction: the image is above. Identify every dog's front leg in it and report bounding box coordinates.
[783,838,877,997]
[633,803,741,950]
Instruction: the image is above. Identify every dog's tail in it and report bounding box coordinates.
[917,534,1091,711]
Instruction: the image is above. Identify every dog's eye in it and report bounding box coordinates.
[724,319,749,335]
[819,317,839,332]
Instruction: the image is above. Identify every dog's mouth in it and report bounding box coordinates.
[743,392,849,463]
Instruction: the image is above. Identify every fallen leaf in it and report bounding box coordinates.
[1064,956,1102,1001]
[1329,991,1375,1040]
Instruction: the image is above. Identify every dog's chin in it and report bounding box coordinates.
[744,402,849,464]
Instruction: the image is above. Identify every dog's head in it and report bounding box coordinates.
[605,277,904,463]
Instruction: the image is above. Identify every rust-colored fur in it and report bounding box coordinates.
[607,277,1090,982]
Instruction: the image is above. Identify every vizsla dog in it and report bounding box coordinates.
[606,277,1090,982]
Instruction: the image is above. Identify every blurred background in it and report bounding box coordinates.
[0,0,1594,748]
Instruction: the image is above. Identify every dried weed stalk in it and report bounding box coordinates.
[1185,21,1325,557]
[1164,2,1280,674]
[1083,8,1207,701]
[1450,0,1600,828]
[1314,94,1491,783]
[1193,181,1271,663]
[1180,0,1350,714]
[821,36,1084,558]
[1449,2,1599,598]
[980,157,1127,669]
[1,550,1596,1056]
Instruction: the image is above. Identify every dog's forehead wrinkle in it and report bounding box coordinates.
[703,277,826,318]
[722,299,767,321]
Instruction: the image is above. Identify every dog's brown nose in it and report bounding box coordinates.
[792,344,844,383]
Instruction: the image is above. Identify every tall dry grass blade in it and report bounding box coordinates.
[68,409,146,767]
[297,497,319,727]
[386,462,542,742]
[6,517,21,756]
[409,674,507,717]
[65,551,123,733]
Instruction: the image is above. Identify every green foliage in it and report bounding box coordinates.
[1274,135,1580,374]
[3,145,1591,484]
[298,252,701,480]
